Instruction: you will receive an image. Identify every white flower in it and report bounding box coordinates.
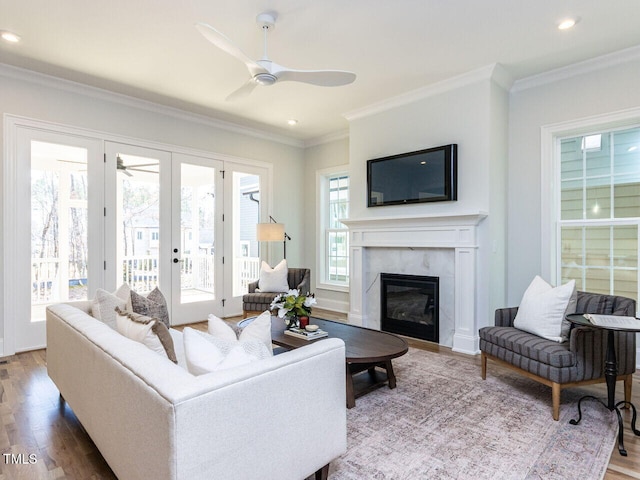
[303,296,317,308]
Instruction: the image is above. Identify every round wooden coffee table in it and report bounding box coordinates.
[239,315,409,408]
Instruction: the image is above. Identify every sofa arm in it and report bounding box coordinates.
[495,307,518,327]
[570,326,636,380]
[247,280,259,293]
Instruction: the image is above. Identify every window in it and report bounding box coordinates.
[136,231,143,240]
[151,231,159,241]
[318,168,349,288]
[557,126,640,305]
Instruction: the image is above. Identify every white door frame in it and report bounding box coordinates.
[170,152,224,323]
[3,117,103,354]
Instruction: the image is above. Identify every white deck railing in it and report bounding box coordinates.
[32,255,261,304]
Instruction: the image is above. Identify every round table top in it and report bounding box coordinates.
[566,313,640,333]
[240,315,409,364]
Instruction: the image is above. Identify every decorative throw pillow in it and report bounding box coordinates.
[513,276,577,343]
[131,288,170,328]
[91,284,132,329]
[257,259,289,293]
[208,310,273,354]
[183,327,271,375]
[560,286,578,342]
[114,307,177,363]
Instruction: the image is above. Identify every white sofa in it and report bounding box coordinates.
[46,301,347,480]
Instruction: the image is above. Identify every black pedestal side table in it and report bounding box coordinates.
[566,313,640,456]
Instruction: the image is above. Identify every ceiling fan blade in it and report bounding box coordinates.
[118,168,133,177]
[195,22,266,76]
[57,159,86,164]
[276,68,356,87]
[128,162,158,168]
[225,79,258,101]
[129,168,159,174]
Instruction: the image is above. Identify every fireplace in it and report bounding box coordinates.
[380,273,439,343]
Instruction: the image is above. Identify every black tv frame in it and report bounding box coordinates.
[366,144,457,207]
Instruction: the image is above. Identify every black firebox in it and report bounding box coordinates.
[380,273,439,343]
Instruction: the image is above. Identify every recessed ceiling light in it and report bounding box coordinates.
[287,119,298,126]
[558,18,578,30]
[1,31,21,43]
[628,146,638,152]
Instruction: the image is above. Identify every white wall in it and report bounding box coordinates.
[507,54,640,305]
[0,66,305,341]
[303,136,350,312]
[347,72,509,325]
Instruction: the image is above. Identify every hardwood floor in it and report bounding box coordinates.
[0,309,638,479]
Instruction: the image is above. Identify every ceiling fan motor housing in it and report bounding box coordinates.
[254,72,277,85]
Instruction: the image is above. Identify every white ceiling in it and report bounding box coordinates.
[1,0,640,142]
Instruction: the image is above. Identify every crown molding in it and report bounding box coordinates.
[511,44,640,93]
[304,129,349,148]
[0,63,305,148]
[343,63,512,122]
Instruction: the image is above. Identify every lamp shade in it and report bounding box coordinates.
[256,222,285,241]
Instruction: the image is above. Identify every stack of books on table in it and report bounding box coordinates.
[284,327,328,340]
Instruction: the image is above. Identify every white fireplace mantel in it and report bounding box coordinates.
[342,211,487,355]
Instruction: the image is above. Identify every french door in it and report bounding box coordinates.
[10,128,103,352]
[104,146,267,322]
[5,122,269,353]
[170,153,224,322]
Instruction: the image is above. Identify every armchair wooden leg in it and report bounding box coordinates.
[242,311,248,319]
[314,463,330,480]
[481,352,487,380]
[552,383,560,421]
[623,374,633,408]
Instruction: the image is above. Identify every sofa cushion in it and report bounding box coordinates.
[183,327,271,375]
[479,326,576,368]
[208,310,273,354]
[91,284,132,329]
[131,288,170,328]
[513,276,576,343]
[115,307,177,363]
[258,259,289,292]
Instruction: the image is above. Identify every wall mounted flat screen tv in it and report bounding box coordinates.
[367,144,457,207]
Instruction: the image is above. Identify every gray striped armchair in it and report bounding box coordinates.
[242,268,311,318]
[479,291,636,420]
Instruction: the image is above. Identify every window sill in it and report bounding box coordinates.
[316,282,349,293]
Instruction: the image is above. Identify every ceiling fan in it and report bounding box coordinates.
[116,156,158,176]
[56,157,158,176]
[195,11,356,101]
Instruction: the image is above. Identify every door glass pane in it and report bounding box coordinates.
[233,172,260,297]
[116,154,160,294]
[31,141,88,321]
[180,164,216,303]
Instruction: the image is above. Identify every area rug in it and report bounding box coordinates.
[329,348,616,480]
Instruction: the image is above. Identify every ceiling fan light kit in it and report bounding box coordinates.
[196,10,356,100]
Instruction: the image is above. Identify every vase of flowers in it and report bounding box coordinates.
[270,289,317,329]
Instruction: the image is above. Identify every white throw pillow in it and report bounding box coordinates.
[258,259,289,293]
[114,308,177,363]
[91,284,132,329]
[513,276,577,343]
[208,310,273,354]
[183,328,271,375]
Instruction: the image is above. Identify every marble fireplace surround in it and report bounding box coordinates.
[341,212,487,355]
